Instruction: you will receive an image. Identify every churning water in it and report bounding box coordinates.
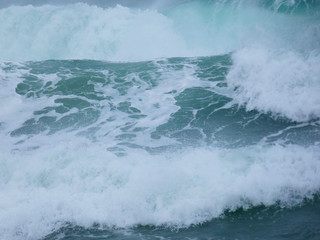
[0,0,320,239]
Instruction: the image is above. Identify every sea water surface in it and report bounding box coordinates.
[0,0,320,239]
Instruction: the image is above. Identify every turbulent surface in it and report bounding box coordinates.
[0,0,320,239]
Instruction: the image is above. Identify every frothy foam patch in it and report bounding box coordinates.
[0,59,205,151]
[0,143,319,239]
[227,48,320,122]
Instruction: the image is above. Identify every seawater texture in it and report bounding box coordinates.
[0,0,320,239]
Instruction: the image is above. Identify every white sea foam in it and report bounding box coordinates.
[0,4,189,61]
[0,59,205,151]
[0,142,319,239]
[0,2,255,61]
[227,48,320,122]
[1,1,317,62]
[1,2,320,239]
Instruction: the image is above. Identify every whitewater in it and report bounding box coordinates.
[0,0,320,239]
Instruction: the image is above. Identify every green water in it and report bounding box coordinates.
[0,1,320,239]
[44,198,320,240]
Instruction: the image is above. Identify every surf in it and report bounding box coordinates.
[0,0,320,239]
[0,1,319,61]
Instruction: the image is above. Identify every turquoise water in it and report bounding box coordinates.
[44,198,320,240]
[0,0,320,239]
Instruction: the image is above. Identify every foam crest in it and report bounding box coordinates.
[227,48,320,121]
[0,143,319,239]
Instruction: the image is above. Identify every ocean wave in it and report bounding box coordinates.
[0,1,318,61]
[1,1,320,239]
[1,143,319,239]
[227,48,320,122]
